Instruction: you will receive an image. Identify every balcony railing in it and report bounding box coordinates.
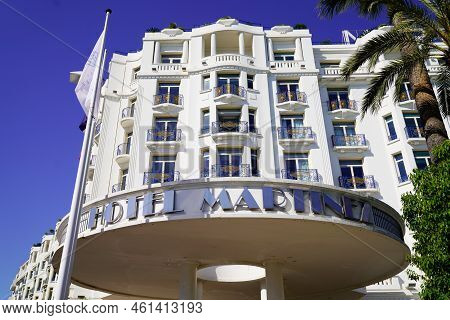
[143,171,180,184]
[214,84,246,98]
[329,100,357,111]
[111,182,126,193]
[153,93,183,105]
[115,143,130,156]
[405,126,424,139]
[211,121,250,134]
[211,164,251,177]
[281,169,319,182]
[338,175,376,190]
[147,129,181,142]
[277,127,314,140]
[277,90,307,104]
[94,121,101,136]
[121,107,135,118]
[332,134,367,147]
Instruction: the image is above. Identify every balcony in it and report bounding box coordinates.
[153,93,183,114]
[214,84,246,104]
[120,107,134,128]
[281,169,319,182]
[145,129,181,154]
[114,143,130,168]
[211,121,257,145]
[276,90,308,112]
[338,175,377,192]
[152,63,187,74]
[201,54,255,69]
[94,121,101,142]
[111,182,126,194]
[211,164,251,178]
[332,135,368,153]
[269,60,305,72]
[405,126,425,145]
[328,100,358,119]
[143,171,180,185]
[320,66,370,82]
[277,127,315,149]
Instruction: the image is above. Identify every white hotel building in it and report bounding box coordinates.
[10,18,448,300]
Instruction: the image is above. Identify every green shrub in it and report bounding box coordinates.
[401,140,450,299]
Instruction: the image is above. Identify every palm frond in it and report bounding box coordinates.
[317,0,385,18]
[435,68,450,117]
[360,51,427,117]
[341,29,416,79]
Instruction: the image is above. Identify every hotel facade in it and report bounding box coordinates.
[10,19,448,300]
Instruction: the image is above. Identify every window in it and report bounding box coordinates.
[277,80,298,93]
[120,169,128,190]
[274,52,295,61]
[202,75,210,91]
[216,108,242,133]
[339,160,366,189]
[403,113,424,138]
[247,75,254,90]
[251,149,259,177]
[151,156,177,183]
[125,132,133,153]
[284,153,309,178]
[202,150,210,177]
[154,117,178,141]
[394,154,408,183]
[132,67,140,80]
[328,89,349,110]
[158,83,180,95]
[161,53,182,64]
[41,261,45,270]
[217,74,240,86]
[216,148,243,177]
[249,109,256,133]
[51,272,58,282]
[201,109,210,134]
[399,82,413,102]
[36,279,42,292]
[414,151,431,170]
[333,122,356,136]
[320,62,340,68]
[280,115,304,139]
[384,115,397,141]
[48,288,53,300]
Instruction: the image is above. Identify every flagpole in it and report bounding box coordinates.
[54,9,111,300]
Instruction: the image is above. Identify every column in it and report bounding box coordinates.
[182,40,189,64]
[154,41,161,64]
[211,33,216,56]
[196,280,204,300]
[264,261,285,300]
[260,280,267,300]
[295,38,303,60]
[178,261,198,300]
[239,32,245,56]
[267,38,275,61]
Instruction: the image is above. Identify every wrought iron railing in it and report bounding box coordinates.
[211,121,249,134]
[277,90,307,104]
[281,169,319,182]
[277,127,314,140]
[332,134,367,147]
[147,129,181,142]
[115,143,130,156]
[328,99,357,111]
[153,93,183,105]
[143,171,180,184]
[338,175,376,189]
[111,182,126,193]
[211,164,251,177]
[214,84,246,98]
[121,106,135,118]
[405,126,424,139]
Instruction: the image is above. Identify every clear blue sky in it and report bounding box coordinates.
[0,0,386,298]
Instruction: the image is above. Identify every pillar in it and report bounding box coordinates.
[154,41,161,64]
[196,280,203,300]
[211,33,216,56]
[178,261,198,300]
[267,38,275,61]
[264,261,285,300]
[295,38,303,61]
[239,32,245,56]
[260,280,267,300]
[182,40,189,64]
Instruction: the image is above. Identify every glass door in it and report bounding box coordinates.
[284,153,309,180]
[154,118,178,141]
[280,115,303,139]
[151,156,176,183]
[218,149,242,177]
[339,160,365,189]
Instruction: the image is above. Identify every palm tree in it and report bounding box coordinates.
[318,0,449,161]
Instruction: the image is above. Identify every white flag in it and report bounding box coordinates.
[75,31,105,116]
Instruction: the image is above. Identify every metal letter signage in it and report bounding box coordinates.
[234,187,259,210]
[202,188,233,210]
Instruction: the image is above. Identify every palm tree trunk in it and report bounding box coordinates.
[409,62,449,161]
